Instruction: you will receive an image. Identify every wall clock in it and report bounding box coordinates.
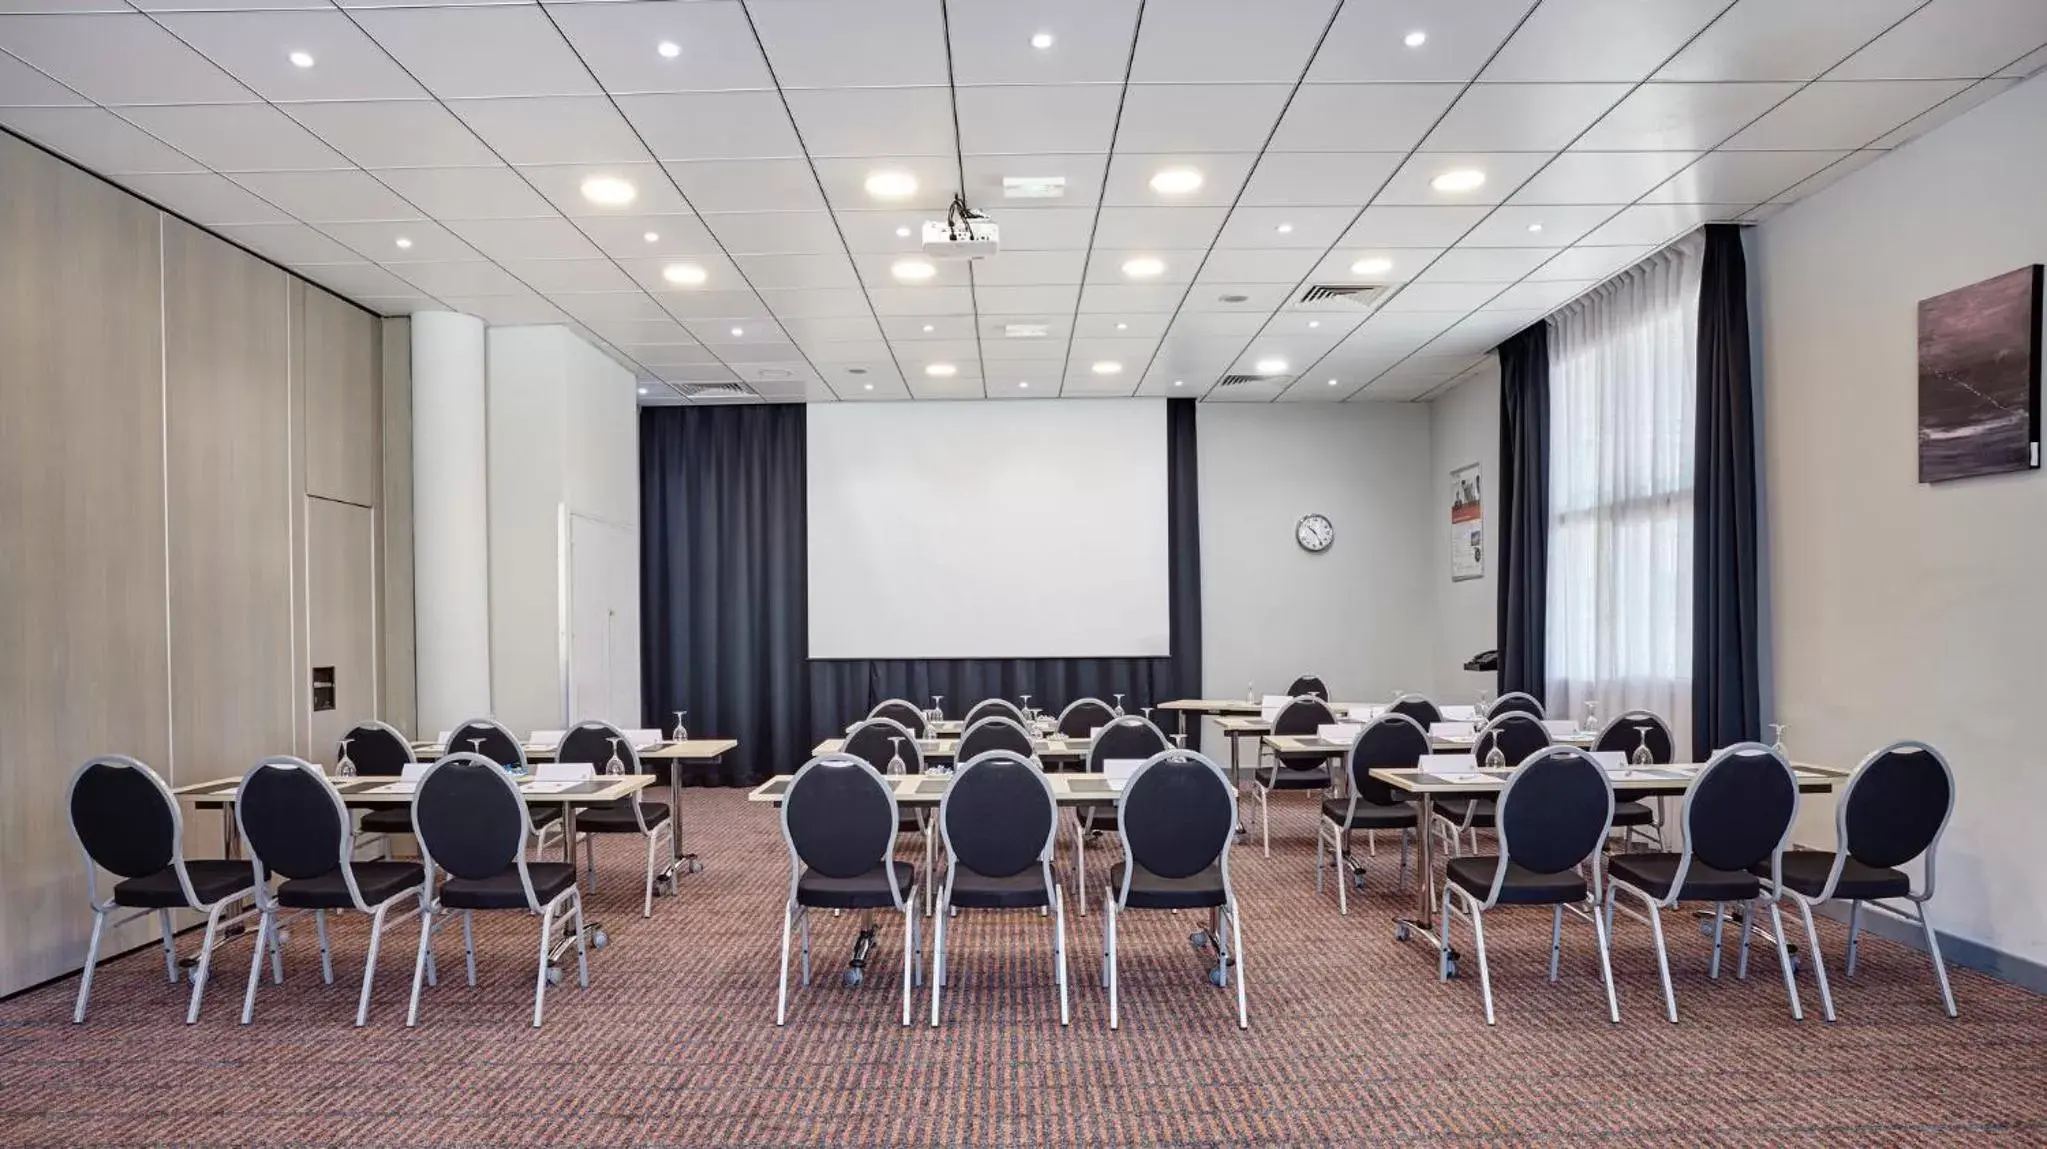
[1296,513,1334,553]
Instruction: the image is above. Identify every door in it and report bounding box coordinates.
[568,513,639,727]
[307,496,377,764]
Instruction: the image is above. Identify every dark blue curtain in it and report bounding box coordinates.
[1495,322,1550,703]
[1692,224,1762,758]
[643,399,1201,785]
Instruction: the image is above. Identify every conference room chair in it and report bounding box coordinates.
[233,756,428,1026]
[1285,674,1329,701]
[1486,691,1546,720]
[930,750,1069,1027]
[405,752,587,1028]
[868,698,929,738]
[1253,694,1337,858]
[1055,697,1118,740]
[445,717,564,851]
[1592,710,1678,849]
[1434,712,1552,858]
[1388,693,1444,728]
[1073,714,1171,916]
[1749,739,1958,1021]
[962,697,1029,730]
[843,716,935,914]
[774,754,921,1027]
[343,720,417,855]
[1103,749,1247,1030]
[1605,742,1804,1024]
[1317,714,1428,915]
[957,715,1036,763]
[1438,747,1620,1026]
[555,720,675,918]
[66,755,255,1025]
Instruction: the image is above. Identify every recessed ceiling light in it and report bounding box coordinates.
[1404,30,1428,48]
[661,263,707,286]
[638,386,649,395]
[895,226,912,238]
[1351,257,1395,276]
[925,363,957,377]
[1327,378,1339,387]
[1255,358,1287,374]
[1148,167,1203,195]
[288,50,314,69]
[1275,222,1294,234]
[1527,222,1544,233]
[922,323,934,332]
[1173,380,1184,387]
[1307,320,1320,328]
[892,258,936,281]
[1019,380,1030,388]
[1002,176,1066,200]
[1092,361,1122,375]
[394,236,413,250]
[643,231,660,243]
[729,326,743,337]
[1115,322,1128,330]
[580,175,637,206]
[1030,31,1054,50]
[1005,323,1049,338]
[864,170,918,199]
[657,40,681,59]
[1121,256,1164,278]
[1430,168,1486,194]
[864,382,874,391]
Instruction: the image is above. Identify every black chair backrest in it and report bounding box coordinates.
[1272,695,1335,737]
[868,698,927,738]
[1497,747,1614,876]
[413,752,528,881]
[782,755,896,880]
[843,717,924,774]
[942,751,1055,879]
[1346,714,1431,805]
[1475,711,1552,767]
[958,716,1034,763]
[1487,691,1546,720]
[236,757,345,881]
[558,721,642,773]
[1120,751,1235,881]
[1286,674,1329,700]
[1389,694,1443,728]
[1683,743,1797,874]
[446,718,524,768]
[1842,741,1953,869]
[342,721,413,777]
[1087,715,1170,773]
[962,698,1027,729]
[68,755,179,879]
[1057,698,1117,738]
[1593,710,1675,763]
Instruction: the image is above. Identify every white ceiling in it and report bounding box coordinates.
[1,0,2042,406]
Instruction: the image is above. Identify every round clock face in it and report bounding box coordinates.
[1296,513,1334,553]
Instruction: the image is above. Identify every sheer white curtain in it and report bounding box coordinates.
[1545,232,1701,748]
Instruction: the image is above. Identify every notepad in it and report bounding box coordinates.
[521,779,580,794]
[1430,722,1477,739]
[1419,752,1478,776]
[1102,758,1145,783]
[1439,773,1492,785]
[365,781,416,795]
[1316,723,1363,745]
[1607,768,1678,782]
[1438,705,1479,722]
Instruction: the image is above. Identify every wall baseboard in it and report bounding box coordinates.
[1814,901,2047,997]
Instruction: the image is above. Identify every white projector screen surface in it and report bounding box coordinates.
[807,399,1171,660]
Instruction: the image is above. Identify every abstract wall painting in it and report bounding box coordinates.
[1917,265,2043,484]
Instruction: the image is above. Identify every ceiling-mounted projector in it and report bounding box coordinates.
[922,193,999,259]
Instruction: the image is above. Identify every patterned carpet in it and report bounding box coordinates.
[1,788,2043,1148]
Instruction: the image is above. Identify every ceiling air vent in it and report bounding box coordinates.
[676,382,756,399]
[1297,283,1388,307]
[1217,373,1287,388]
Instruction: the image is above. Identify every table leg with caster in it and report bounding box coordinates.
[1393,794,1458,976]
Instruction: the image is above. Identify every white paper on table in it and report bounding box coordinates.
[1315,723,1363,745]
[1258,694,1292,722]
[535,762,595,782]
[1419,753,1478,776]
[1543,719,1580,738]
[365,781,416,795]
[1442,773,1493,785]
[625,728,664,748]
[1102,758,1146,783]
[1590,751,1627,770]
[1431,722,1477,739]
[1347,704,1386,721]
[399,762,429,782]
[521,778,580,794]
[1439,705,1479,722]
[530,729,566,747]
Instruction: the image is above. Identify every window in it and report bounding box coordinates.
[1545,233,1701,745]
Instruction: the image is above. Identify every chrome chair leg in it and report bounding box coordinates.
[1469,899,1496,1025]
[531,899,557,1028]
[774,900,794,1026]
[1053,887,1071,1027]
[316,908,334,984]
[1707,902,1728,980]
[1642,896,1676,1024]
[185,901,228,1025]
[572,889,590,989]
[929,887,948,1028]
[404,898,435,1028]
[1915,901,1958,1017]
[158,910,178,984]
[1736,900,1756,980]
[1548,904,1564,983]
[1790,894,1835,1022]
[240,908,274,1025]
[1105,896,1120,1030]
[1590,896,1620,1023]
[901,901,918,1028]
[355,900,392,1027]
[1767,899,1805,1021]
[462,909,477,986]
[1228,899,1248,1029]
[1844,900,1863,977]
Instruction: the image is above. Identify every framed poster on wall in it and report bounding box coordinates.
[1450,463,1483,582]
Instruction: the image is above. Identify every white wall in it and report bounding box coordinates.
[1197,402,1436,749]
[1752,73,2047,968]
[1428,361,1501,702]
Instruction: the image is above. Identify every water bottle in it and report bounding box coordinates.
[336,737,356,779]
[1630,726,1654,767]
[605,737,626,777]
[887,736,907,777]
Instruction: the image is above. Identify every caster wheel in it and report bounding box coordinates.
[1189,930,1210,951]
[1789,955,1802,973]
[590,929,609,950]
[1352,874,1367,891]
[1207,968,1227,988]
[275,929,290,945]
[1395,922,1411,942]
[1698,918,1716,939]
[654,878,674,897]
[688,859,704,874]
[843,968,863,988]
[1442,958,1458,979]
[546,965,564,986]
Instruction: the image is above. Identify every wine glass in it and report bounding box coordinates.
[1245,681,1256,703]
[1769,723,1788,757]
[1141,705,1154,726]
[1630,725,1654,767]
[468,737,486,756]
[1582,700,1601,737]
[1476,688,1492,719]
[605,737,626,776]
[1112,692,1125,716]
[1482,732,1507,771]
[336,737,356,779]
[672,710,689,742]
[887,736,907,777]
[931,695,945,722]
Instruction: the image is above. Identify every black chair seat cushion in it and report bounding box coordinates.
[947,866,1054,910]
[113,859,252,908]
[797,862,917,910]
[358,806,413,834]
[1610,800,1657,827]
[1445,857,1588,905]
[440,862,576,910]
[1256,763,1332,791]
[1109,862,1228,910]
[1763,850,1911,901]
[1320,799,1418,829]
[528,806,563,829]
[277,861,425,909]
[1609,853,1761,902]
[574,801,671,833]
[1433,797,1496,828]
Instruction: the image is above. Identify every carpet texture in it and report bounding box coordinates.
[1,789,2042,1147]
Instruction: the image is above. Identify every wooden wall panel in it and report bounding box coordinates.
[162,218,295,788]
[303,286,377,507]
[307,497,377,765]
[0,134,171,996]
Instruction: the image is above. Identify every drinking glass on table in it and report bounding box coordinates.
[887,736,907,777]
[605,737,626,776]
[336,738,356,779]
[1019,694,1033,723]
[673,710,690,742]
[1112,693,1125,716]
[1769,723,1789,757]
[1582,700,1600,737]
[1630,726,1654,767]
